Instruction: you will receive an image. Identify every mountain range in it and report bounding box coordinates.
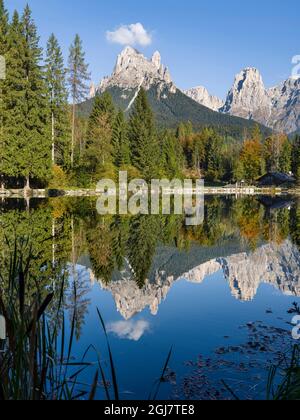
[86,240,300,320]
[82,47,271,138]
[186,67,300,135]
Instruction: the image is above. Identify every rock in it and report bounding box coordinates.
[220,68,300,133]
[221,68,272,125]
[184,86,224,111]
[97,46,177,102]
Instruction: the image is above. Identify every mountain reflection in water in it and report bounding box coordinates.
[1,195,300,324]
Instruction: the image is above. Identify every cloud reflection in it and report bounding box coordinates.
[107,320,150,341]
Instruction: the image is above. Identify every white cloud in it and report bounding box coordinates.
[106,23,152,47]
[107,320,150,341]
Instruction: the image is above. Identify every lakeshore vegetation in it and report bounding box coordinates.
[0,0,300,191]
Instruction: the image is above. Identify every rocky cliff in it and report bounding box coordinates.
[184,86,224,112]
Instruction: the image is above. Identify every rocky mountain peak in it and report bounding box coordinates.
[97,46,176,95]
[184,86,224,111]
[221,67,272,124]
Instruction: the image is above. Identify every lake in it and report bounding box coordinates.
[1,195,300,400]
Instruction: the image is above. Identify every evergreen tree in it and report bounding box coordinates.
[20,5,51,188]
[292,135,300,185]
[45,34,70,167]
[83,93,115,178]
[0,11,27,185]
[112,110,130,167]
[161,131,184,178]
[0,0,9,187]
[68,34,90,167]
[279,137,292,173]
[128,88,159,180]
[88,91,115,132]
[265,134,291,173]
[205,131,222,181]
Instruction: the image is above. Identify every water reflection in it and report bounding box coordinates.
[1,195,300,328]
[107,320,151,341]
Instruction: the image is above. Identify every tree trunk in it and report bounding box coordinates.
[52,112,55,165]
[25,176,30,190]
[71,103,76,168]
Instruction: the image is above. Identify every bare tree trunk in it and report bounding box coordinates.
[52,112,55,166]
[25,176,30,190]
[71,103,76,168]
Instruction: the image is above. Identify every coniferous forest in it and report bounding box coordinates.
[0,0,300,191]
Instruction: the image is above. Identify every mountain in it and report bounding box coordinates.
[79,47,270,139]
[187,68,300,134]
[184,86,224,112]
[87,240,300,320]
[221,68,272,125]
[268,77,300,133]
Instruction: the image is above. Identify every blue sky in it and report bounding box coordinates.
[6,0,300,99]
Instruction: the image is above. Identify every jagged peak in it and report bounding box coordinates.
[119,45,141,57]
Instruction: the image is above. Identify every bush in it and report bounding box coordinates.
[48,165,70,190]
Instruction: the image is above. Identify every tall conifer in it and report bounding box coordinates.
[128,88,158,180]
[45,34,70,167]
[68,34,90,167]
[20,5,51,188]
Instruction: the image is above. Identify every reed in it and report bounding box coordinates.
[0,238,172,400]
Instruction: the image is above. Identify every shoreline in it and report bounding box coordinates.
[1,187,300,198]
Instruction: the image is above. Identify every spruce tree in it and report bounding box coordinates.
[128,88,159,180]
[112,110,130,167]
[88,92,115,136]
[68,34,90,167]
[45,34,70,167]
[292,136,300,185]
[0,0,8,188]
[1,11,27,184]
[161,131,184,178]
[20,5,51,188]
[83,93,115,177]
[279,137,292,173]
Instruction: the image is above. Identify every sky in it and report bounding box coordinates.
[6,0,300,99]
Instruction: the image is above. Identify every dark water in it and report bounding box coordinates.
[1,195,300,399]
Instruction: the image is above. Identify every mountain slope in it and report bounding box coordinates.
[79,47,270,139]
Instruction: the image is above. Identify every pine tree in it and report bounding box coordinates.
[83,93,115,177]
[20,5,51,188]
[68,34,90,167]
[279,137,292,173]
[205,131,222,181]
[0,0,8,188]
[292,136,300,185]
[88,91,115,132]
[45,34,70,167]
[128,88,159,180]
[112,110,130,167]
[0,11,27,184]
[161,131,184,178]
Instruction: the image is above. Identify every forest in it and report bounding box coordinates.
[0,0,300,191]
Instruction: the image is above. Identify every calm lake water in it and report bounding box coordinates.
[1,195,300,400]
